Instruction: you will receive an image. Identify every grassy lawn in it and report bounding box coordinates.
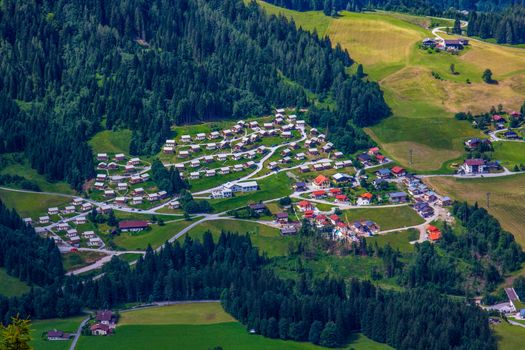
[426,174,525,246]
[62,251,109,271]
[209,172,293,212]
[491,141,525,169]
[185,219,293,257]
[77,302,391,350]
[493,320,525,350]
[366,229,418,254]
[89,129,132,155]
[30,316,86,350]
[0,188,71,219]
[0,268,30,297]
[189,169,251,192]
[341,206,424,231]
[117,253,144,263]
[113,219,199,250]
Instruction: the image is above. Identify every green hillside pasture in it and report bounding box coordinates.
[0,189,71,219]
[30,316,86,350]
[366,229,419,254]
[493,320,525,350]
[62,251,109,271]
[89,129,132,155]
[185,219,293,257]
[0,268,30,297]
[342,206,424,231]
[113,219,200,250]
[491,141,525,169]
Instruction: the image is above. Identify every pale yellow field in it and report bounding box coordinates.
[380,141,462,171]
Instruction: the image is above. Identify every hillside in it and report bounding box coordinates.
[255,2,525,171]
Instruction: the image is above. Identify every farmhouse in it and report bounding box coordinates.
[48,207,59,215]
[181,135,191,143]
[391,166,406,177]
[389,192,408,203]
[91,324,111,336]
[427,225,442,241]
[97,153,108,161]
[119,221,149,232]
[460,159,486,174]
[39,216,50,224]
[163,146,174,154]
[228,181,258,193]
[114,153,126,161]
[47,330,71,341]
[190,159,201,168]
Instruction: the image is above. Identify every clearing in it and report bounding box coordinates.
[0,268,30,297]
[342,206,424,231]
[0,188,71,219]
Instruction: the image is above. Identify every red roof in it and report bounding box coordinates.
[369,147,380,154]
[314,175,330,185]
[391,166,405,174]
[118,220,149,230]
[330,214,339,222]
[361,192,373,199]
[427,225,442,241]
[337,222,347,228]
[304,210,314,218]
[298,200,311,207]
[329,188,342,194]
[492,114,503,121]
[376,154,385,160]
[335,194,348,200]
[312,190,326,196]
[316,214,326,221]
[90,324,110,332]
[464,158,485,166]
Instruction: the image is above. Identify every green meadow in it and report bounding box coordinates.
[0,188,72,219]
[342,206,424,231]
[0,268,30,297]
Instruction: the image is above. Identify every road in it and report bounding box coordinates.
[69,316,90,350]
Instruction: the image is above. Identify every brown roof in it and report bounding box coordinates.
[118,221,149,230]
[96,310,113,322]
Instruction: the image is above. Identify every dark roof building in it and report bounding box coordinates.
[118,221,149,231]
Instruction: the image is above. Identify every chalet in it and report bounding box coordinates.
[249,203,268,214]
[313,163,324,171]
[96,173,107,181]
[82,231,96,239]
[190,145,201,153]
[389,192,408,203]
[275,108,286,114]
[232,125,243,134]
[163,146,174,154]
[357,192,372,206]
[63,206,76,214]
[281,148,292,157]
[124,164,135,173]
[205,169,216,177]
[206,143,217,150]
[422,38,436,47]
[304,210,315,219]
[299,165,310,173]
[69,236,81,245]
[282,156,292,163]
[274,117,284,125]
[249,121,259,129]
[81,203,93,211]
[351,221,379,236]
[128,158,140,165]
[333,173,352,184]
[196,133,206,141]
[220,167,230,175]
[263,122,273,129]
[368,147,380,156]
[202,155,214,163]
[181,135,192,143]
[91,324,111,336]
[72,198,83,206]
[297,200,313,211]
[98,205,112,214]
[228,181,258,193]
[329,188,342,197]
[391,166,406,177]
[245,151,256,159]
[117,183,128,191]
[233,143,245,152]
[308,148,319,155]
[133,187,145,195]
[222,129,233,137]
[329,214,340,225]
[376,168,391,179]
[310,128,318,135]
[97,153,108,161]
[211,187,233,199]
[414,202,434,218]
[119,221,149,232]
[295,152,306,160]
[334,161,344,169]
[89,237,103,247]
[115,197,127,204]
[318,134,326,141]
[168,200,180,209]
[47,330,70,341]
[140,173,150,182]
[311,190,327,199]
[288,114,297,122]
[147,193,159,202]
[376,154,387,163]
[39,216,50,224]
[438,196,452,206]
[427,225,442,241]
[281,131,292,138]
[281,226,298,235]
[322,144,333,153]
[294,182,307,192]
[461,158,486,174]
[217,154,228,161]
[342,160,353,167]
[333,151,344,159]
[23,218,32,226]
[493,114,505,122]
[66,229,78,237]
[357,153,371,165]
[209,131,221,139]
[267,162,279,171]
[128,175,141,184]
[234,164,245,172]
[313,175,330,189]
[103,189,115,197]
[422,191,437,202]
[166,139,176,147]
[373,178,386,189]
[107,162,118,170]
[335,194,349,203]
[48,207,59,215]
[131,197,143,205]
[94,181,105,190]
[504,130,519,140]
[98,162,107,169]
[296,120,305,128]
[74,216,87,225]
[246,161,256,168]
[443,39,468,50]
[114,153,125,161]
[190,159,200,168]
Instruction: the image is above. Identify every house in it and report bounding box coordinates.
[168,200,180,209]
[47,330,71,341]
[39,216,50,224]
[438,196,452,206]
[107,162,118,170]
[389,192,408,203]
[89,237,103,247]
[504,130,519,140]
[190,145,201,153]
[296,120,305,128]
[335,194,349,203]
[334,162,344,169]
[461,159,486,174]
[98,162,107,169]
[124,164,135,173]
[217,154,228,161]
[313,163,324,171]
[282,156,292,163]
[357,192,372,206]
[179,150,189,158]
[299,165,310,173]
[181,135,192,143]
[287,114,297,122]
[329,188,342,197]
[310,128,318,135]
[69,236,81,245]
[63,205,76,214]
[234,164,245,172]
[206,143,217,150]
[295,152,306,160]
[357,153,371,165]
[376,168,391,179]
[333,151,344,159]
[81,203,93,211]
[414,202,434,218]
[140,173,150,182]
[308,148,319,156]
[129,175,142,184]
[313,175,330,189]
[281,131,292,138]
[211,187,233,199]
[249,203,268,214]
[209,131,221,139]
[274,117,284,125]
[391,166,406,177]
[333,173,352,184]
[104,189,115,197]
[91,324,111,336]
[48,207,59,215]
[82,231,96,239]
[249,121,259,129]
[97,153,108,161]
[294,182,307,192]
[117,183,127,191]
[304,210,315,219]
[297,200,313,212]
[66,229,78,237]
[196,133,206,141]
[322,143,333,153]
[131,196,143,205]
[263,122,273,129]
[281,148,292,157]
[228,181,258,193]
[74,216,87,225]
[114,153,126,161]
[119,221,149,232]
[368,147,380,156]
[222,129,233,137]
[376,154,387,163]
[128,158,140,165]
[205,169,216,177]
[311,190,327,199]
[427,225,442,241]
[165,139,176,147]
[23,218,32,226]
[275,212,289,224]
[281,226,297,235]
[147,193,159,202]
[246,161,256,168]
[190,159,201,168]
[163,146,174,154]
[422,38,436,47]
[220,167,230,175]
[443,39,468,50]
[329,214,340,225]
[115,196,127,204]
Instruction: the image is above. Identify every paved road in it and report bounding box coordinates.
[69,316,90,350]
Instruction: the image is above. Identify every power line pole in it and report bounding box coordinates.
[486,192,491,208]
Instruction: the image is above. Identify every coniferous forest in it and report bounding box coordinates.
[467,7,525,44]
[0,0,389,190]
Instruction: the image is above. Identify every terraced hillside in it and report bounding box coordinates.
[255,2,525,172]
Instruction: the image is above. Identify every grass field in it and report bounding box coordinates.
[255,3,525,171]
[77,302,391,350]
[0,268,30,297]
[493,320,525,350]
[366,229,418,253]
[30,316,86,350]
[342,206,424,231]
[113,219,198,250]
[62,251,108,271]
[426,174,525,246]
[89,129,132,155]
[491,141,525,169]
[0,188,71,219]
[185,219,294,257]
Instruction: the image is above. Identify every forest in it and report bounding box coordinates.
[467,6,525,44]
[0,0,389,190]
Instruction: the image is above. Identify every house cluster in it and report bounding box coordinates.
[29,198,91,227]
[96,153,142,174]
[211,181,259,199]
[90,310,117,336]
[356,147,389,167]
[464,137,492,150]
[421,37,469,51]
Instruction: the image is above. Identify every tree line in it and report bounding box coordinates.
[467,6,525,44]
[0,0,390,190]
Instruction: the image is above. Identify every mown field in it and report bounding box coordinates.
[30,316,86,350]
[366,229,419,253]
[0,268,30,297]
[256,2,525,172]
[62,251,109,271]
[342,205,424,231]
[185,219,294,257]
[76,302,391,350]
[493,320,525,350]
[88,129,132,155]
[0,188,72,219]
[426,174,525,246]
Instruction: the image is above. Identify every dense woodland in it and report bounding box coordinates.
[0,0,389,190]
[467,6,525,43]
